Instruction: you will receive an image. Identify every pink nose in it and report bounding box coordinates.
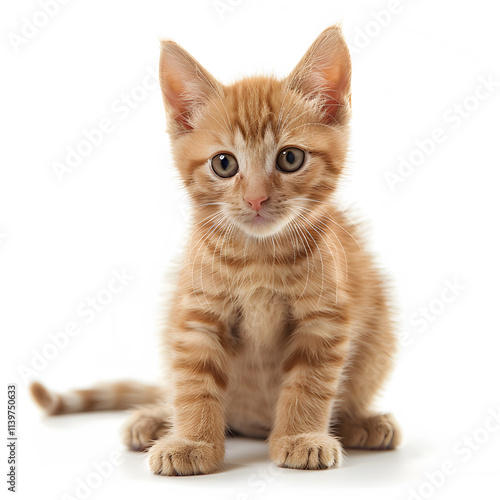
[245,195,268,212]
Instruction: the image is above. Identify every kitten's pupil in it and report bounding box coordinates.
[211,153,238,178]
[220,155,229,170]
[276,147,305,173]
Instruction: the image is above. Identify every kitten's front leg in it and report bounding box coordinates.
[269,308,350,470]
[148,301,231,476]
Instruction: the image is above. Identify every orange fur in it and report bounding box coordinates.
[31,25,401,475]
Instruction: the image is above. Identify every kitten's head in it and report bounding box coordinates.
[160,26,351,238]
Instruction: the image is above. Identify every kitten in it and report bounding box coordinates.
[31,25,401,475]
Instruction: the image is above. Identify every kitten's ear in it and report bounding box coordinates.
[159,40,221,132]
[288,25,352,125]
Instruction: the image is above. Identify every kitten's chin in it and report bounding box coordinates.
[236,214,289,239]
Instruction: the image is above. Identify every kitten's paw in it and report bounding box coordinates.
[269,432,343,470]
[122,406,171,452]
[337,413,402,450]
[148,436,224,476]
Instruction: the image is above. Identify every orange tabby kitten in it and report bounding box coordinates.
[31,25,401,475]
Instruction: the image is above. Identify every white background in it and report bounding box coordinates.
[2,0,500,499]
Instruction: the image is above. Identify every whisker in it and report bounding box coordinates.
[191,213,226,308]
[288,207,341,305]
[293,213,325,307]
[298,207,349,282]
[293,201,361,249]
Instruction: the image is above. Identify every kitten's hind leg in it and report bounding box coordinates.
[334,412,402,450]
[122,405,172,452]
[332,279,402,451]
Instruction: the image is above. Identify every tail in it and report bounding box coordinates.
[30,381,163,416]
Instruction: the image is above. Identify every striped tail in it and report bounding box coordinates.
[30,381,163,416]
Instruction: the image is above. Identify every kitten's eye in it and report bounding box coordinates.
[276,147,305,173]
[211,153,239,178]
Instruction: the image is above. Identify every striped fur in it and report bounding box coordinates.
[31,25,401,475]
[30,381,163,415]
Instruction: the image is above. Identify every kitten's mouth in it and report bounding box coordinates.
[250,213,268,225]
[234,211,288,238]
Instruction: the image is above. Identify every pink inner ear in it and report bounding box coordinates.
[322,86,342,123]
[318,66,350,124]
[163,84,194,130]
